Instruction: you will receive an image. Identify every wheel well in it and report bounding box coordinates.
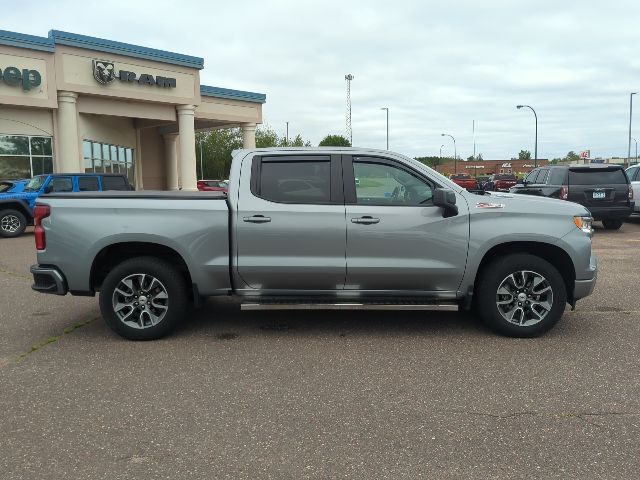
[90,242,193,293]
[0,201,32,219]
[474,242,576,300]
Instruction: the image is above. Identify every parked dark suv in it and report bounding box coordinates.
[511,165,634,229]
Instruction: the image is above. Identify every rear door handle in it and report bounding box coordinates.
[243,215,271,223]
[351,216,380,225]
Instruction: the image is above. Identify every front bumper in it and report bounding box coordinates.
[573,254,598,301]
[30,264,68,295]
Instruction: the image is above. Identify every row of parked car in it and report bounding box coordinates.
[451,165,638,229]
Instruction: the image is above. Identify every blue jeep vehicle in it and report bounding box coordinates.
[0,173,132,237]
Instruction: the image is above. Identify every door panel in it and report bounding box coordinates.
[235,154,347,292]
[344,156,469,293]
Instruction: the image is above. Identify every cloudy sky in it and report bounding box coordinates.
[3,0,640,160]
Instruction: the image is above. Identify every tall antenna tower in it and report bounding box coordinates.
[345,74,354,145]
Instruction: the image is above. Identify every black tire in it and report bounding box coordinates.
[476,253,567,337]
[602,219,623,230]
[0,209,27,238]
[99,256,188,340]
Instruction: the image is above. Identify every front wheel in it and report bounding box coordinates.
[99,257,188,340]
[602,219,623,230]
[0,209,27,238]
[476,254,567,337]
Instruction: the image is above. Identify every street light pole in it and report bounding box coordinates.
[517,104,538,168]
[286,121,289,145]
[439,144,444,172]
[380,107,389,149]
[441,133,457,173]
[628,93,637,167]
[633,137,638,165]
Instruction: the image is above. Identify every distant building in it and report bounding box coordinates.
[434,159,549,176]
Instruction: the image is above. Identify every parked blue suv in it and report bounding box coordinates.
[0,173,132,237]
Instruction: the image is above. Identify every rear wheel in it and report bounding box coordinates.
[99,257,188,340]
[476,254,567,337]
[602,219,622,230]
[0,209,27,238]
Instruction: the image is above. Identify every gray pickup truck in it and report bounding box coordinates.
[30,148,597,340]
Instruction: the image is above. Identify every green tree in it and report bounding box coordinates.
[196,125,312,180]
[564,151,581,163]
[518,150,532,160]
[319,134,351,147]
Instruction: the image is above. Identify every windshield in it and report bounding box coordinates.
[25,175,46,191]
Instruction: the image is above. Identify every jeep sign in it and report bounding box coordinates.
[0,67,42,91]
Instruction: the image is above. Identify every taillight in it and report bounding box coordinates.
[630,185,634,200]
[34,204,50,251]
[560,185,569,200]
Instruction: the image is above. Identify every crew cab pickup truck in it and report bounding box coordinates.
[449,173,478,190]
[30,148,598,340]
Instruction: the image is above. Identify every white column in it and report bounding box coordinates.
[163,134,179,190]
[56,91,80,173]
[176,105,197,191]
[242,123,257,149]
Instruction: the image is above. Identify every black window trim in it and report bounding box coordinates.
[342,155,440,206]
[250,154,343,205]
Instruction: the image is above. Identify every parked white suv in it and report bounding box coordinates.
[626,165,640,213]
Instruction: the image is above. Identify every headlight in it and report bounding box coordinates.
[573,215,593,237]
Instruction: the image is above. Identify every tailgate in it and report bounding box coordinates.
[568,168,629,208]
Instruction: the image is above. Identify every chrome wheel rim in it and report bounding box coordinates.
[112,273,169,329]
[495,270,553,327]
[1,214,20,233]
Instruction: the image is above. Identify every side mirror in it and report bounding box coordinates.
[433,188,458,218]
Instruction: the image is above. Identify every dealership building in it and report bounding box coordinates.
[0,29,265,189]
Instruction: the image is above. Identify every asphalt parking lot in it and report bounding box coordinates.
[1,220,640,479]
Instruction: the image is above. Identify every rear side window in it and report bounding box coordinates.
[549,169,566,185]
[78,177,99,191]
[102,176,129,191]
[49,177,73,192]
[256,158,331,203]
[568,169,628,185]
[525,170,540,183]
[627,167,639,181]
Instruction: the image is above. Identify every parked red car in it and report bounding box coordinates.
[449,173,478,190]
[197,179,229,192]
[483,174,517,192]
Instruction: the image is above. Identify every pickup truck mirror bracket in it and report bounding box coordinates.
[433,188,458,218]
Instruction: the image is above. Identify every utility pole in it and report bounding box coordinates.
[380,107,389,149]
[628,93,637,167]
[345,74,354,145]
[472,120,476,160]
[286,121,289,145]
[199,135,204,180]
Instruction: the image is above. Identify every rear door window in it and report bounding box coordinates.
[536,169,549,184]
[48,177,73,193]
[101,176,130,191]
[255,157,331,204]
[568,169,628,185]
[78,176,99,191]
[549,169,566,185]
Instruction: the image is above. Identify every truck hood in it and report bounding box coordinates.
[473,191,590,216]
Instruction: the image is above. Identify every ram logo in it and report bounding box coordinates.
[93,60,116,85]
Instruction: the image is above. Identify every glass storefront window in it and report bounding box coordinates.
[82,139,135,184]
[0,135,54,179]
[31,137,52,156]
[0,136,30,155]
[0,156,31,179]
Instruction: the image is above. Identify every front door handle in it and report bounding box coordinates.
[351,216,380,225]
[243,215,271,223]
